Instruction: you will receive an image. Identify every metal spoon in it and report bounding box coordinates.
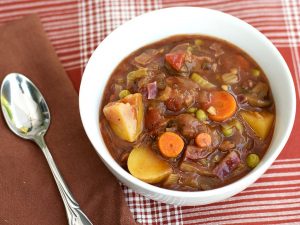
[0,73,93,225]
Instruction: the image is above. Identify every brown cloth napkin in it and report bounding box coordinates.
[0,15,137,225]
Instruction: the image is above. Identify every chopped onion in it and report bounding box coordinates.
[207,106,217,115]
[147,81,157,99]
[213,151,241,180]
[134,49,159,65]
[221,85,229,91]
[222,68,238,84]
[209,42,225,57]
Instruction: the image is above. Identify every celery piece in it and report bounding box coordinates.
[127,68,148,87]
[194,39,204,46]
[251,69,261,77]
[187,107,197,113]
[119,90,131,99]
[190,73,216,89]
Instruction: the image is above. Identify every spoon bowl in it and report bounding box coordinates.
[1,73,50,139]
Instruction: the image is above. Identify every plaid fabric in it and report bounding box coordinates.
[1,0,299,224]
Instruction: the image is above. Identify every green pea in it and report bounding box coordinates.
[187,107,197,113]
[119,89,131,99]
[196,109,207,121]
[246,153,260,168]
[221,127,233,137]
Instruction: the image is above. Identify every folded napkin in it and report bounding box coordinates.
[0,15,137,225]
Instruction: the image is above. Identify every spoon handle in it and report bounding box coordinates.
[34,136,93,225]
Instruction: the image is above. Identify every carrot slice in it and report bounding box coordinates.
[165,53,186,71]
[195,133,212,148]
[158,132,184,158]
[207,91,237,122]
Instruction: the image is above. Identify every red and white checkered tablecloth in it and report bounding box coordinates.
[1,0,299,224]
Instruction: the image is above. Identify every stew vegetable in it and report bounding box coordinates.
[100,35,275,191]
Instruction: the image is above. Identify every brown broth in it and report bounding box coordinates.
[100,35,275,191]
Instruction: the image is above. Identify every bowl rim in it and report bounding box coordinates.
[79,6,296,199]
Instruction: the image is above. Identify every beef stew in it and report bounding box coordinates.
[100,35,275,191]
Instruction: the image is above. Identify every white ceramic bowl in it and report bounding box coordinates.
[79,7,296,206]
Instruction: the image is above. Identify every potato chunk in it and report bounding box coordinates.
[240,111,274,140]
[103,93,144,142]
[127,146,172,184]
